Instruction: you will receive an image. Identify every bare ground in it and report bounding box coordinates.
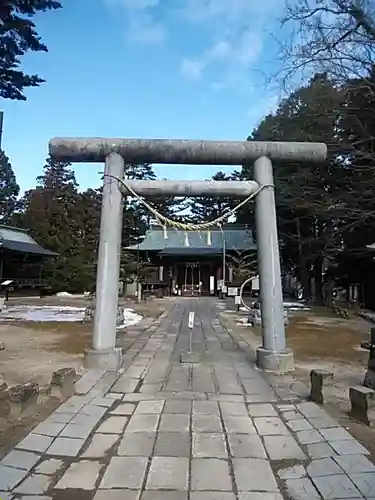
[0,295,166,458]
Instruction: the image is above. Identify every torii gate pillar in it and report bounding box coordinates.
[253,156,292,371]
[89,153,125,369]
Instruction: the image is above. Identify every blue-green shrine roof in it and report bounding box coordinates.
[127,225,256,255]
[0,225,58,256]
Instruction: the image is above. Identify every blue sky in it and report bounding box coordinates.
[2,0,284,193]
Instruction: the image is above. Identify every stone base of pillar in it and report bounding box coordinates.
[256,347,294,373]
[83,347,122,371]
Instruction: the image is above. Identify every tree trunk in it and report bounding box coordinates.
[313,255,324,305]
[300,259,311,300]
[296,216,311,300]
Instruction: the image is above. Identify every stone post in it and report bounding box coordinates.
[310,369,333,404]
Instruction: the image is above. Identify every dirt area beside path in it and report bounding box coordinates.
[222,305,370,365]
[0,321,90,386]
[0,295,167,458]
[0,295,167,386]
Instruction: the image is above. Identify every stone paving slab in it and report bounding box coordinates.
[1,298,375,499]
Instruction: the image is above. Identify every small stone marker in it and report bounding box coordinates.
[0,376,7,397]
[51,368,77,399]
[83,300,124,327]
[180,312,200,363]
[8,382,39,418]
[348,385,375,426]
[0,376,9,417]
[309,369,333,404]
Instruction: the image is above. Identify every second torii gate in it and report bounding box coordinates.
[49,137,327,372]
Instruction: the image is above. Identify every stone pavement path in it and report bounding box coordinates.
[1,298,375,499]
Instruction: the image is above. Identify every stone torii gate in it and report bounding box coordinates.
[49,138,327,373]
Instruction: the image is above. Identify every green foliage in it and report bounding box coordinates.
[120,250,157,284]
[241,74,345,300]
[9,156,175,293]
[15,156,82,291]
[264,0,375,305]
[189,171,240,223]
[238,64,375,304]
[0,0,62,100]
[227,250,257,281]
[0,149,19,222]
[123,165,183,234]
[120,251,138,282]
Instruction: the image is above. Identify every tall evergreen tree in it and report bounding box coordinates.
[123,165,183,228]
[189,171,239,223]
[1,0,62,100]
[326,66,375,305]
[11,159,194,292]
[241,74,344,301]
[17,156,84,291]
[125,163,156,180]
[74,188,102,290]
[0,150,20,222]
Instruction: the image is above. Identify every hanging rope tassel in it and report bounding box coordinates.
[184,231,190,247]
[163,225,168,240]
[207,229,212,246]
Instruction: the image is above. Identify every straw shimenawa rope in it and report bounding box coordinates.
[104,173,273,232]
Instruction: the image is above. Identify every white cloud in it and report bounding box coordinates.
[107,0,166,45]
[127,11,166,44]
[209,33,262,67]
[105,0,281,85]
[108,0,160,9]
[176,0,281,86]
[180,58,206,80]
[178,0,280,26]
[179,30,263,81]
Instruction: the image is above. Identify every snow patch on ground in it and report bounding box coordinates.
[240,301,310,314]
[283,301,311,311]
[0,305,143,327]
[0,305,85,322]
[117,309,143,329]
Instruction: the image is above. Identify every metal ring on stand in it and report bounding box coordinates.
[239,276,258,312]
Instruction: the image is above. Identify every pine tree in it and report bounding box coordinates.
[240,74,344,301]
[1,0,62,100]
[124,165,183,232]
[126,163,156,180]
[75,188,102,290]
[30,156,79,254]
[17,156,83,291]
[227,250,257,281]
[189,171,238,223]
[0,150,20,222]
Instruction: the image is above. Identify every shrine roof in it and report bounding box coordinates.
[127,224,256,253]
[0,225,58,256]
